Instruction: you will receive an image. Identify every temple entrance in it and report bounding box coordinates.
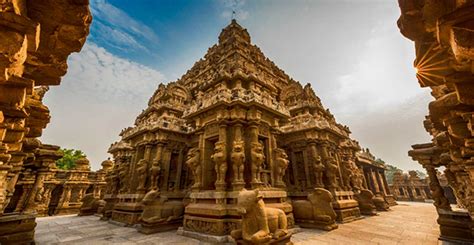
[48,186,63,216]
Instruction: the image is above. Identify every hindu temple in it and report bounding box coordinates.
[101,19,396,243]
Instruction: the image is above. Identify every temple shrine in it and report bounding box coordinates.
[102,20,395,242]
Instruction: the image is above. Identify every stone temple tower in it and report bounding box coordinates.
[104,20,387,241]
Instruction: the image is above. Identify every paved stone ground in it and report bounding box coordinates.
[36,201,441,244]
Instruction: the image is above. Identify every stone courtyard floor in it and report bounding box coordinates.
[35,201,442,244]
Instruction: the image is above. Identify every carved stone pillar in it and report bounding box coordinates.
[231,123,245,190]
[214,123,227,191]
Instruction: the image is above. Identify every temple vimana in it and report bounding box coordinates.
[0,0,473,244]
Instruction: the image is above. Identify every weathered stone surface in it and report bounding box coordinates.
[398,0,474,242]
[0,0,91,243]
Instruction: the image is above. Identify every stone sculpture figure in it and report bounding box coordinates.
[274,148,289,187]
[119,163,130,193]
[430,182,451,210]
[79,193,100,216]
[350,169,364,192]
[313,156,325,188]
[211,141,227,186]
[292,188,338,231]
[231,189,291,244]
[231,140,245,183]
[251,142,265,183]
[150,159,161,190]
[341,161,353,191]
[138,189,185,234]
[136,159,148,191]
[110,165,120,194]
[353,189,377,215]
[185,148,201,188]
[325,158,339,189]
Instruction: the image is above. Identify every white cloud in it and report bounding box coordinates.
[219,0,249,21]
[41,42,165,170]
[90,0,159,51]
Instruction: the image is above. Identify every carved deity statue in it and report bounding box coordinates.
[136,159,149,191]
[231,189,291,244]
[185,148,201,188]
[274,148,289,186]
[231,140,245,183]
[325,158,339,189]
[312,156,325,188]
[119,163,130,193]
[211,141,227,186]
[250,142,265,183]
[150,159,161,190]
[350,169,365,192]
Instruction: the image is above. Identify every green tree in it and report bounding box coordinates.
[376,158,402,184]
[56,148,86,170]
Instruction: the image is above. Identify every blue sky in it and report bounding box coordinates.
[41,0,433,171]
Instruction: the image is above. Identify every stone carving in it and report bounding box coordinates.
[185,148,201,188]
[231,189,291,244]
[354,189,377,215]
[211,141,227,187]
[250,142,265,183]
[292,188,338,231]
[136,159,148,191]
[138,189,184,233]
[325,159,339,189]
[274,148,289,187]
[231,140,245,184]
[150,159,161,190]
[79,193,100,216]
[313,156,325,188]
[119,163,130,193]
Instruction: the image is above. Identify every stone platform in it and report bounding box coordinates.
[35,202,450,244]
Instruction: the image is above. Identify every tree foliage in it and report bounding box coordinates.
[56,148,86,170]
[376,158,402,184]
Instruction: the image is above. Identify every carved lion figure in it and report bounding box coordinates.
[185,147,201,188]
[231,189,290,244]
[231,140,245,183]
[211,141,227,185]
[273,148,289,186]
[292,188,338,231]
[250,142,265,183]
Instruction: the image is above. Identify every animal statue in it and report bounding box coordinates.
[292,188,338,231]
[138,189,184,233]
[273,148,289,186]
[231,189,290,244]
[354,189,377,215]
[231,140,245,183]
[79,193,100,216]
[250,142,265,183]
[185,148,201,188]
[211,141,227,185]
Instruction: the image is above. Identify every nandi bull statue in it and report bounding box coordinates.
[138,189,184,234]
[231,189,292,244]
